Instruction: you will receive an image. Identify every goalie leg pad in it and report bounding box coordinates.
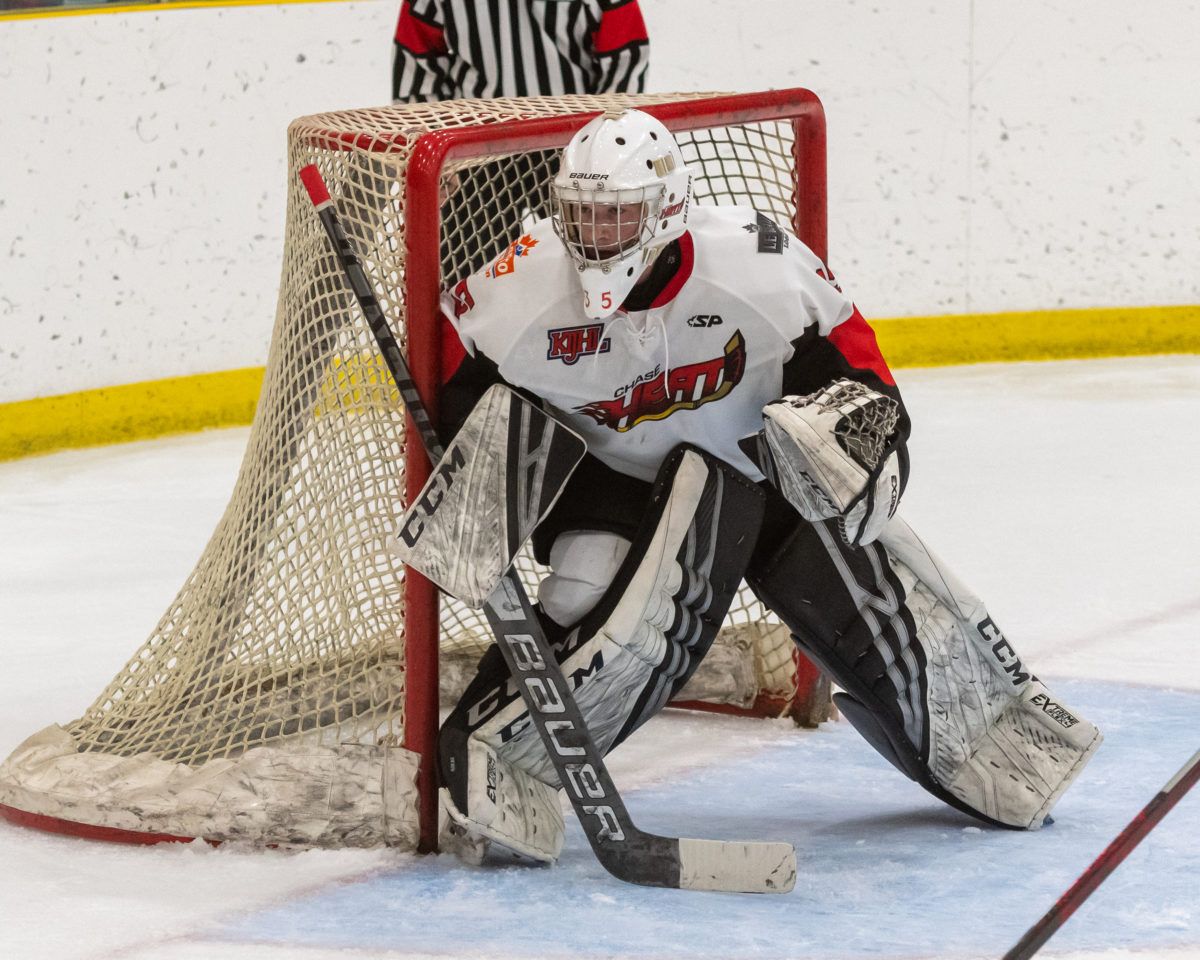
[439,445,764,857]
[748,514,1101,829]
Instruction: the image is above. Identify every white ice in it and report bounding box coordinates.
[1,356,1197,960]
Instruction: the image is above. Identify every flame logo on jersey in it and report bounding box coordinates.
[487,234,538,278]
[575,331,746,432]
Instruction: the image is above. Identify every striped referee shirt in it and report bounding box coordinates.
[392,0,649,102]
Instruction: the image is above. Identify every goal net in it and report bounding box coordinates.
[0,89,830,852]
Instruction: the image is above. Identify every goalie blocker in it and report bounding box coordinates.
[390,384,586,608]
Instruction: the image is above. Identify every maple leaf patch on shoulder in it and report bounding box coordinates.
[486,234,538,278]
[742,212,789,254]
[450,278,475,318]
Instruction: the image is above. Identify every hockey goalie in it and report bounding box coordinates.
[400,108,1102,865]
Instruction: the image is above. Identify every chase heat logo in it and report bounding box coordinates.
[575,331,746,432]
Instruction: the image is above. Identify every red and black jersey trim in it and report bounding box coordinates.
[826,307,896,387]
[650,231,693,308]
[781,310,901,399]
[620,233,694,312]
[437,312,503,441]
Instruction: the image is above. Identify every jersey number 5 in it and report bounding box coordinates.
[584,291,614,311]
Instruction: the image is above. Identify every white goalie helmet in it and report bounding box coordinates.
[551,109,693,319]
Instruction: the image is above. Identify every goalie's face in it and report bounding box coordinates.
[551,110,690,319]
[552,187,662,265]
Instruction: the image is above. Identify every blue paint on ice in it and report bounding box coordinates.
[211,679,1199,959]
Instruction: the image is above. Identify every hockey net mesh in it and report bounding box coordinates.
[0,92,823,847]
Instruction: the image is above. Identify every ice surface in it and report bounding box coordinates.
[1,357,1197,960]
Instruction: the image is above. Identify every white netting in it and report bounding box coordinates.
[0,91,829,849]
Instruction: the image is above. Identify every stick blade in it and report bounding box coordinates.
[677,838,796,894]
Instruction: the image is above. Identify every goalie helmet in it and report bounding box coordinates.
[551,109,693,320]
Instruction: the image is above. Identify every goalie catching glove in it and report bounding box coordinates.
[760,379,903,547]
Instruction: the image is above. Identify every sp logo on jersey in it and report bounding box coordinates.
[547,324,612,364]
[487,234,538,278]
[575,331,746,432]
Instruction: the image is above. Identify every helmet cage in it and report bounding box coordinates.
[551,183,666,270]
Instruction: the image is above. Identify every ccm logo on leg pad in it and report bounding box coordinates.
[398,445,467,547]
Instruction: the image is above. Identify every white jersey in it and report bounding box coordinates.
[441,206,856,483]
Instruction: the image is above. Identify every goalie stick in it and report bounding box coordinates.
[1002,747,1200,960]
[298,164,796,895]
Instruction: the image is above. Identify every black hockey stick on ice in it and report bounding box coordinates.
[299,164,796,894]
[1002,746,1200,960]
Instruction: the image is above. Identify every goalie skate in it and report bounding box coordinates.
[438,737,565,864]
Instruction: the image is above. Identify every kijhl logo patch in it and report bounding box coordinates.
[547,324,612,365]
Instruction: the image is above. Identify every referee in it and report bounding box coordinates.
[391,0,651,281]
[392,0,650,102]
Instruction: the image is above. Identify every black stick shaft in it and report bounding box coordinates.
[297,159,657,868]
[297,164,677,884]
[480,576,677,883]
[1003,747,1200,960]
[299,165,443,463]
